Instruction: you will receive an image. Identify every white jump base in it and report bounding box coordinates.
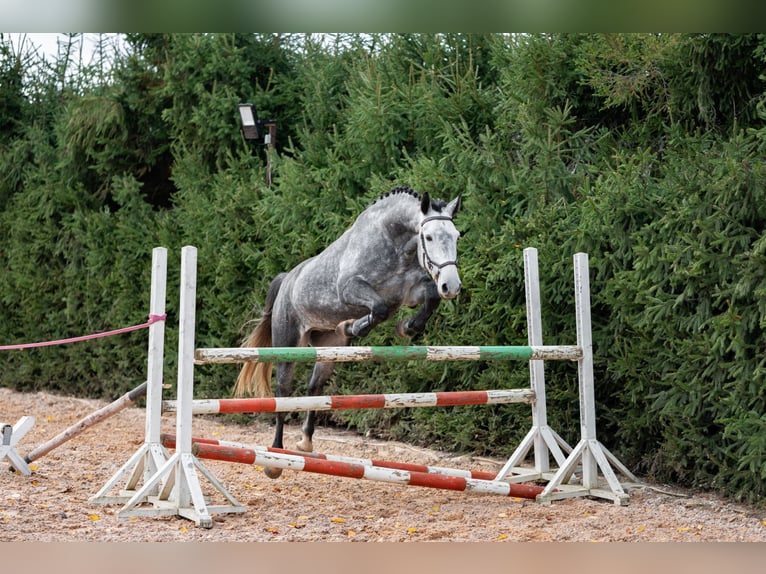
[2,417,35,475]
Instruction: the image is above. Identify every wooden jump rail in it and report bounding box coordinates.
[190,440,545,499]
[159,433,501,481]
[20,382,148,468]
[194,344,582,364]
[162,388,536,415]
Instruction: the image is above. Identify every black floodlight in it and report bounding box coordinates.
[238,103,260,140]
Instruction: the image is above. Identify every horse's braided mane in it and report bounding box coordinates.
[369,185,446,211]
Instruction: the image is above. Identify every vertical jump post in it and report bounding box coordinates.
[495,247,572,481]
[536,252,637,505]
[90,247,170,504]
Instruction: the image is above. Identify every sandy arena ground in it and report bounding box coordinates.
[2,387,765,542]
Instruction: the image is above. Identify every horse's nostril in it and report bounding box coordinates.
[441,283,449,294]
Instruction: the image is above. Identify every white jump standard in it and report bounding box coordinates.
[90,247,173,505]
[494,247,573,482]
[535,252,637,503]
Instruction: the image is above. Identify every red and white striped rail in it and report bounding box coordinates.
[160,433,501,481]
[162,388,534,415]
[190,441,545,499]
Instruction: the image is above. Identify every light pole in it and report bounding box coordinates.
[238,103,277,187]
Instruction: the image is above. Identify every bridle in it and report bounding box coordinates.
[419,215,459,280]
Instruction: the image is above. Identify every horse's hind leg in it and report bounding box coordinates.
[264,361,296,479]
[297,330,346,452]
[296,361,337,453]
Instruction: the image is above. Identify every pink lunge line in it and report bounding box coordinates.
[0,314,166,351]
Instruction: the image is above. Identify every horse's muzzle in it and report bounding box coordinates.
[436,267,462,299]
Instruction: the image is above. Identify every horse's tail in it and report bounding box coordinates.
[233,273,286,398]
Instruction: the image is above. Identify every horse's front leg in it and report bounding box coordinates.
[397,281,441,339]
[336,276,390,338]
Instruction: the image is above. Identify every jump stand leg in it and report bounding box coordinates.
[496,248,572,482]
[537,253,637,505]
[118,246,245,528]
[1,417,35,475]
[89,436,170,505]
[91,247,172,505]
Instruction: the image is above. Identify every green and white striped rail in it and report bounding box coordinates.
[194,344,582,364]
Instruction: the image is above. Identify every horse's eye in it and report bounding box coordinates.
[425,235,433,241]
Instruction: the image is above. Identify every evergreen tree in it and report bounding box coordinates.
[2,33,765,502]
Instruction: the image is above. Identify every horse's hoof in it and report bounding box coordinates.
[296,436,313,453]
[336,320,354,338]
[263,466,283,479]
[396,319,412,339]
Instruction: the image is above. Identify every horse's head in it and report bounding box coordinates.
[418,193,462,299]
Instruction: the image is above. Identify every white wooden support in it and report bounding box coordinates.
[91,247,171,504]
[1,417,35,475]
[118,246,245,528]
[537,253,637,505]
[495,247,572,482]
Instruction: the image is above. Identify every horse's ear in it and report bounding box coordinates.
[420,192,431,214]
[446,194,461,218]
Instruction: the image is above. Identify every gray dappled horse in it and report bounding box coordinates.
[234,186,462,478]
